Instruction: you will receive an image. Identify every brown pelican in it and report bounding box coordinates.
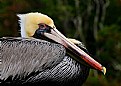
[0,12,106,86]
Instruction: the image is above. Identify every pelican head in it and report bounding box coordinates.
[17,12,106,75]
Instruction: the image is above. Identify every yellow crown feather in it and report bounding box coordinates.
[18,12,55,37]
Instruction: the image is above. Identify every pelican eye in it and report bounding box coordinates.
[38,23,46,29]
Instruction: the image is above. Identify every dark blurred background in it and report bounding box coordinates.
[0,0,121,86]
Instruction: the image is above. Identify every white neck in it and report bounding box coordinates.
[17,14,27,37]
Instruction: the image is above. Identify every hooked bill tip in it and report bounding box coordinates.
[101,67,106,75]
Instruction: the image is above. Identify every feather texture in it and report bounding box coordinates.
[0,37,89,86]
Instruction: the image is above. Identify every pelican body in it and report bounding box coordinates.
[0,12,106,86]
[0,37,89,86]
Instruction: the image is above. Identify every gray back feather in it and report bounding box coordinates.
[0,37,65,81]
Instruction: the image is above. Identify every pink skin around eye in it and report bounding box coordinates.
[38,23,47,29]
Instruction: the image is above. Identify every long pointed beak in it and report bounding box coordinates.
[44,28,106,75]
